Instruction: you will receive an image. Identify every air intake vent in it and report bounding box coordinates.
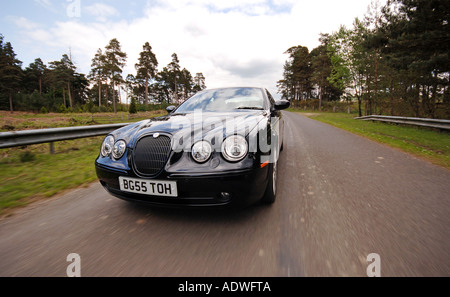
[133,134,172,176]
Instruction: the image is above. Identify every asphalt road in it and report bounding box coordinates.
[0,111,449,277]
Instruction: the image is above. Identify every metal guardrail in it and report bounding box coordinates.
[0,123,131,151]
[355,115,450,131]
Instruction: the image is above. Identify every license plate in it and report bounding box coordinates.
[119,177,178,197]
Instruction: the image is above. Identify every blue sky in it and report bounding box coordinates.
[1,0,385,98]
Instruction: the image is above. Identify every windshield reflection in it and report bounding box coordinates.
[175,87,266,113]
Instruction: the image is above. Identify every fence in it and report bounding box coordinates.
[0,123,130,153]
[355,115,450,131]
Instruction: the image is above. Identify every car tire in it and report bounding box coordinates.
[261,161,277,204]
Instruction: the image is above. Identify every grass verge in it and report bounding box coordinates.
[0,111,165,216]
[0,110,165,132]
[294,110,450,169]
[0,137,102,216]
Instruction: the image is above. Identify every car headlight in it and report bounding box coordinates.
[101,135,114,157]
[113,140,127,159]
[222,135,248,162]
[191,140,212,163]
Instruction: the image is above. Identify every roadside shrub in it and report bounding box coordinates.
[20,151,36,163]
[90,105,100,113]
[57,104,68,113]
[129,98,137,114]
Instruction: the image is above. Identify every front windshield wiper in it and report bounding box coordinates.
[236,107,264,110]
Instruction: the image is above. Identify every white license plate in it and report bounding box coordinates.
[119,177,178,197]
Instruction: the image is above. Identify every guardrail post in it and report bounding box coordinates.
[49,142,55,154]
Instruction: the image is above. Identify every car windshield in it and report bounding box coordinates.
[175,87,265,113]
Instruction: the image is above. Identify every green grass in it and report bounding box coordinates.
[293,110,450,169]
[0,110,166,216]
[0,137,102,214]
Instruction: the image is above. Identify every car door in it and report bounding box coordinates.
[265,89,283,162]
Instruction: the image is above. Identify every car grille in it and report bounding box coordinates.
[133,134,172,176]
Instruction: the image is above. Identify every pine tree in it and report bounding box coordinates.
[179,68,194,101]
[169,53,182,103]
[310,36,332,110]
[89,48,107,107]
[0,40,23,113]
[24,58,47,95]
[380,0,450,117]
[135,42,158,105]
[193,72,206,92]
[104,38,127,114]
[48,54,76,110]
[277,46,312,102]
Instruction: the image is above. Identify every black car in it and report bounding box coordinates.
[95,87,290,207]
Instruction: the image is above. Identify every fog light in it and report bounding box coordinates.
[220,192,231,200]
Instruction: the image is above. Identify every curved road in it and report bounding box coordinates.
[0,112,449,276]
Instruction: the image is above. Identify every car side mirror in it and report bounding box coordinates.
[166,105,176,113]
[274,100,290,111]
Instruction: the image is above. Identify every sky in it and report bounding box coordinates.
[1,0,386,99]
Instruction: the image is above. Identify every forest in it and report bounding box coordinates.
[0,37,206,114]
[277,0,450,118]
[1,0,449,119]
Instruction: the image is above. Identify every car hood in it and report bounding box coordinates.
[110,110,268,147]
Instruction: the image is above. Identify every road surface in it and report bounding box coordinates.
[0,111,449,276]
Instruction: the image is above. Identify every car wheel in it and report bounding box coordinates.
[262,160,277,204]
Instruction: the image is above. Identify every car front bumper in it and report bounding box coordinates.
[95,162,269,208]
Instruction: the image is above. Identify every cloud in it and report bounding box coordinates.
[33,0,58,13]
[34,0,52,8]
[8,16,41,31]
[218,58,281,80]
[84,3,120,22]
[11,0,387,99]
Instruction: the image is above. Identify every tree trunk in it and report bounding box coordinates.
[39,77,42,95]
[374,50,379,115]
[174,76,178,104]
[366,74,372,115]
[318,78,323,111]
[98,75,102,107]
[67,82,73,111]
[389,79,394,116]
[118,83,122,106]
[105,85,108,107]
[145,74,149,105]
[319,86,323,111]
[354,77,362,117]
[112,80,117,114]
[63,87,66,107]
[9,90,14,114]
[358,96,362,117]
[430,83,437,118]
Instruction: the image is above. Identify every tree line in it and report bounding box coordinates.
[278,0,450,118]
[0,36,206,113]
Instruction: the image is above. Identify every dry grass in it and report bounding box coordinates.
[0,110,165,132]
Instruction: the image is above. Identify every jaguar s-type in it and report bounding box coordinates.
[95,87,290,207]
